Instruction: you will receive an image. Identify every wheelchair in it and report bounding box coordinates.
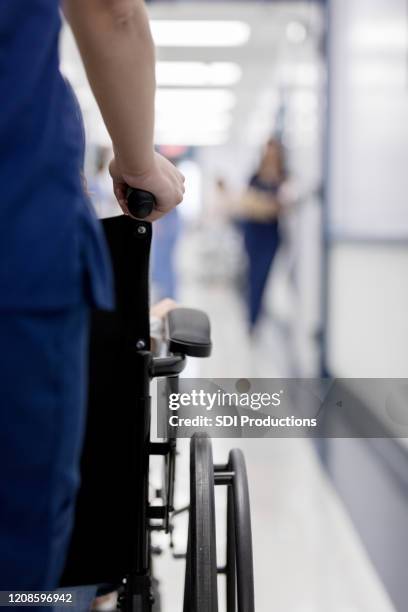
[60,191,255,611]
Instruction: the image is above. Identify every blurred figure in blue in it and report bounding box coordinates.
[151,197,181,301]
[240,139,287,330]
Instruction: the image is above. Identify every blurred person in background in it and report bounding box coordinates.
[151,167,182,300]
[239,138,289,331]
[213,177,233,221]
[0,0,184,594]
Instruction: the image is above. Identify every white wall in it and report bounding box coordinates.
[328,244,408,377]
[328,0,408,239]
[327,0,408,376]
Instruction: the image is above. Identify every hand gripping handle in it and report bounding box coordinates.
[126,187,156,219]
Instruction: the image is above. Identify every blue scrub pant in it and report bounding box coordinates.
[242,220,280,328]
[0,305,89,590]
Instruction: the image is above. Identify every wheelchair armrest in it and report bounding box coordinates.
[166,308,212,358]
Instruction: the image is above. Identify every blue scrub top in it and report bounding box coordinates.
[0,1,113,311]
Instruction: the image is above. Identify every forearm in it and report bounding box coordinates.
[64,0,155,175]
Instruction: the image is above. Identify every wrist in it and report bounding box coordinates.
[114,149,155,181]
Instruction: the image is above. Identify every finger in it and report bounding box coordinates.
[145,208,166,222]
[112,182,128,211]
[113,181,126,199]
[114,194,129,215]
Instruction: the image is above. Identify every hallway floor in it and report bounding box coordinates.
[152,266,395,611]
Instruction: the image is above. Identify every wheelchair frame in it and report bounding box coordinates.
[61,214,255,612]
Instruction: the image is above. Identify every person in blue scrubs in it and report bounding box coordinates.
[241,139,287,330]
[0,0,185,592]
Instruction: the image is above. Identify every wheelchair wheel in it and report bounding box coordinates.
[183,433,218,612]
[225,449,255,612]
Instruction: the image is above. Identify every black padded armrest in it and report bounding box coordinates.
[166,308,212,358]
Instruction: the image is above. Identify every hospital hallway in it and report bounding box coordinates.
[150,231,396,612]
[59,0,408,608]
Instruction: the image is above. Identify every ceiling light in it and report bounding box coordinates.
[150,20,250,47]
[156,62,242,87]
[286,21,308,45]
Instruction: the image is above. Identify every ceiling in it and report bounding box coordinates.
[60,1,324,148]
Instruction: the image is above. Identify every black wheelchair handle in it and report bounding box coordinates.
[126,187,156,219]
